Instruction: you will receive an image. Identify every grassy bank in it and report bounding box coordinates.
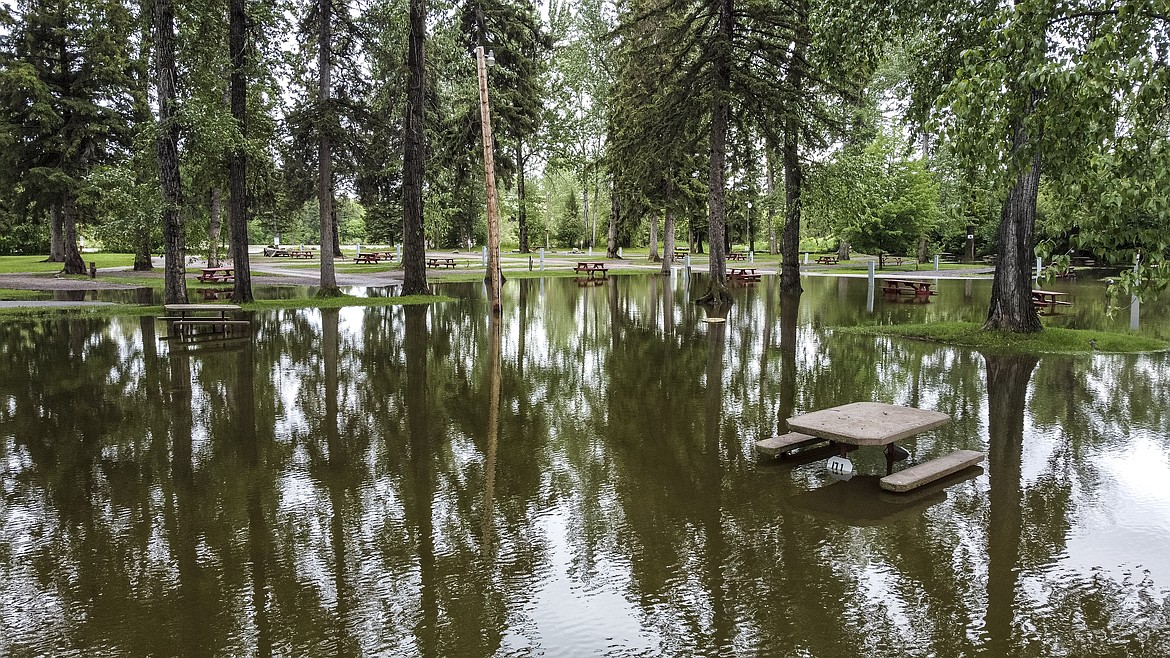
[838,322,1167,354]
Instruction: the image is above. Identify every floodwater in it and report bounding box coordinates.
[2,273,1169,657]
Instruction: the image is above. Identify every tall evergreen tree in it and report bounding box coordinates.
[0,0,137,273]
[400,0,428,295]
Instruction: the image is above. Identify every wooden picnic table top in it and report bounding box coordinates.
[200,266,235,273]
[729,266,757,273]
[787,402,951,446]
[165,303,241,312]
[1032,289,1068,296]
[576,261,606,267]
[884,278,933,286]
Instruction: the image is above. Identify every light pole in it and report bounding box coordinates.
[475,44,502,314]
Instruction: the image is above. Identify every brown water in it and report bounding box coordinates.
[2,273,1169,657]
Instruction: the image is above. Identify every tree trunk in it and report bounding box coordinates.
[661,208,675,275]
[61,193,86,275]
[208,187,222,268]
[581,187,590,249]
[983,153,1043,332]
[606,178,619,259]
[766,151,778,255]
[228,0,253,302]
[591,181,599,248]
[316,0,339,296]
[133,218,154,271]
[49,204,65,262]
[648,209,659,262]
[517,142,529,253]
[984,93,1043,333]
[400,0,428,295]
[779,1,807,295]
[155,0,186,302]
[331,203,342,256]
[918,236,928,263]
[697,0,732,307]
[837,241,850,260]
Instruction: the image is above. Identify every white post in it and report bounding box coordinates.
[685,253,691,271]
[749,250,754,263]
[803,252,809,265]
[934,254,939,271]
[867,260,876,313]
[397,244,402,260]
[539,247,545,271]
[483,245,488,266]
[356,242,361,256]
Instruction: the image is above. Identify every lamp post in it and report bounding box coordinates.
[475,44,502,314]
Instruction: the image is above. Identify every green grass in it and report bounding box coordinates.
[838,322,1168,354]
[0,253,140,273]
[0,288,53,301]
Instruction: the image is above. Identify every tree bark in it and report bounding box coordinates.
[315,0,339,296]
[697,0,733,307]
[984,95,1043,332]
[662,211,676,275]
[779,1,807,295]
[155,0,186,302]
[517,142,529,253]
[208,187,222,268]
[648,209,659,262]
[400,0,428,295]
[331,203,342,256]
[581,187,590,249]
[228,0,253,302]
[61,193,86,275]
[766,151,778,255]
[606,177,619,258]
[48,204,65,262]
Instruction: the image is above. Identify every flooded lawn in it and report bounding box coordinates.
[2,273,1169,656]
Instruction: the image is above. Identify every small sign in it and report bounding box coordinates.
[826,456,854,481]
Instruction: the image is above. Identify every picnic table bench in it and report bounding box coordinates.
[574,261,609,278]
[196,266,235,284]
[814,255,839,265]
[427,257,457,269]
[880,450,985,493]
[882,279,938,297]
[729,267,760,282]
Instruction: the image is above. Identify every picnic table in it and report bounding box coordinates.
[814,255,839,265]
[728,267,760,282]
[196,266,235,283]
[426,257,457,269]
[882,279,938,297]
[354,252,395,264]
[886,255,914,267]
[728,251,748,261]
[574,261,609,278]
[787,402,952,477]
[160,303,249,338]
[672,248,690,262]
[1032,289,1072,309]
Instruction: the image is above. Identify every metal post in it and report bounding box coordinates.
[396,244,402,261]
[356,242,361,256]
[539,247,544,271]
[934,254,939,271]
[482,245,488,266]
[685,253,691,272]
[475,44,502,314]
[803,252,809,265]
[749,250,754,264]
[1035,256,1042,278]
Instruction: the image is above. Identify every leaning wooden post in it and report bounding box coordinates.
[476,45,502,315]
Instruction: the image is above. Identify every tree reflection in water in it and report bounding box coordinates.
[1,276,1169,656]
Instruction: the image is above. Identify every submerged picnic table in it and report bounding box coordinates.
[1032,289,1072,309]
[882,279,938,297]
[787,402,951,476]
[160,303,250,338]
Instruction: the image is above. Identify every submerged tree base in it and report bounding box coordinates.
[315,287,346,299]
[838,322,1167,354]
[696,281,735,308]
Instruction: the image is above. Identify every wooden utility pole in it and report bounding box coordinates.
[476,45,502,314]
